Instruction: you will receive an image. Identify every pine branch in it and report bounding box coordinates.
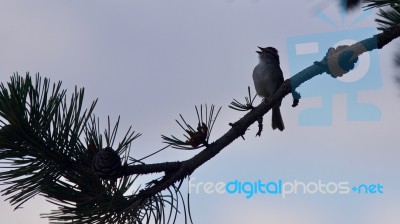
[0,74,94,209]
[0,74,143,223]
[363,1,400,85]
[115,22,400,212]
[364,0,400,10]
[1,22,400,223]
[363,0,400,30]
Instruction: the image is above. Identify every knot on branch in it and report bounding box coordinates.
[315,45,359,78]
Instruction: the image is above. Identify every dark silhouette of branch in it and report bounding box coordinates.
[117,23,400,209]
[1,22,400,224]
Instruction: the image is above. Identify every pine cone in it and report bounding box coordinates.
[92,147,122,179]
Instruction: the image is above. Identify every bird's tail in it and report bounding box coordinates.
[272,106,284,131]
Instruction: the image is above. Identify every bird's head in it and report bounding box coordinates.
[256,46,280,64]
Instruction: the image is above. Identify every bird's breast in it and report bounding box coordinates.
[252,63,283,98]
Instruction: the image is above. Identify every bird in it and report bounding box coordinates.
[252,46,285,131]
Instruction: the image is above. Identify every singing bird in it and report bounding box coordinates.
[252,46,285,131]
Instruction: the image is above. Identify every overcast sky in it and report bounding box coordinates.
[1,0,400,223]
